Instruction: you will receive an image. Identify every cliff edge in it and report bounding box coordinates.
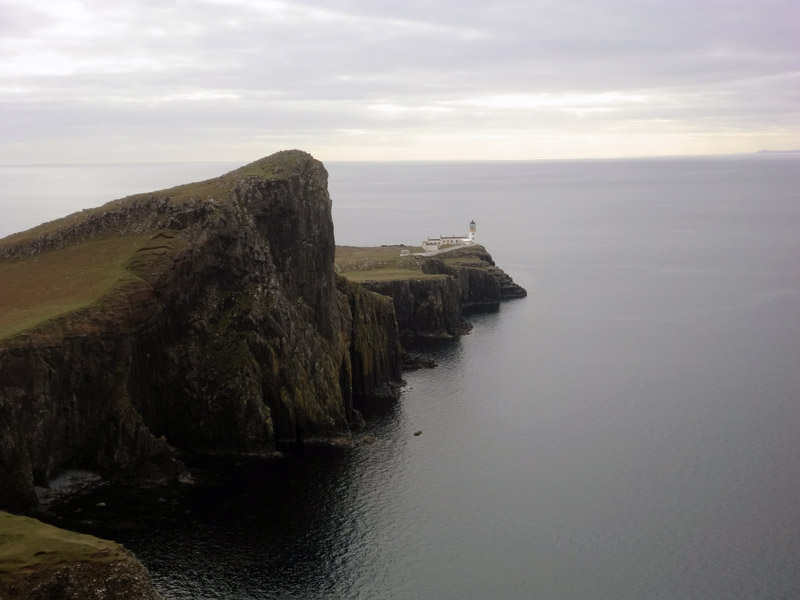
[336,244,526,341]
[0,150,402,512]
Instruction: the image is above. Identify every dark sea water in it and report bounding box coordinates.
[3,156,800,599]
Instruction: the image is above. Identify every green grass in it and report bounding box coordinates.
[439,256,485,267]
[335,245,446,282]
[0,511,125,585]
[335,244,493,282]
[237,149,314,180]
[0,150,314,339]
[336,245,423,268]
[341,269,445,282]
[430,246,492,269]
[0,233,186,340]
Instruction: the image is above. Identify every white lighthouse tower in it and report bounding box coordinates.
[469,220,476,243]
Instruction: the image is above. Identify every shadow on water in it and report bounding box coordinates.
[48,448,373,599]
[44,337,458,600]
[402,335,461,358]
[353,391,402,421]
[463,303,501,317]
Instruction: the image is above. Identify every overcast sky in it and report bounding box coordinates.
[1,0,798,162]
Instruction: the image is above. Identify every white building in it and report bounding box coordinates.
[421,220,477,253]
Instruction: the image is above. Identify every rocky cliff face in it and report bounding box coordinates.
[337,277,403,403]
[361,246,526,341]
[420,247,527,303]
[3,557,164,600]
[360,276,470,341]
[0,151,402,511]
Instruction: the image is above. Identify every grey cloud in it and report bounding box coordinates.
[0,0,797,161]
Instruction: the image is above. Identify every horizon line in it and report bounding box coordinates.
[1,149,798,168]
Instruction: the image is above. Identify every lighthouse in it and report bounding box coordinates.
[420,221,478,253]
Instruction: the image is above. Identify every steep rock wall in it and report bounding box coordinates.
[360,277,471,341]
[420,258,501,307]
[420,247,527,302]
[0,151,402,511]
[361,247,526,341]
[337,277,403,403]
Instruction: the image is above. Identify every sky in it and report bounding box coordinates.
[1,0,798,163]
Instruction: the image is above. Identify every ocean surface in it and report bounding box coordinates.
[2,155,800,599]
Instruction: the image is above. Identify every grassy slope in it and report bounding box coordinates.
[437,255,486,268]
[0,233,191,340]
[0,152,308,341]
[0,511,126,586]
[335,245,492,282]
[335,245,446,282]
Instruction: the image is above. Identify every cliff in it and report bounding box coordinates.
[359,276,470,341]
[337,277,403,401]
[0,150,402,512]
[338,245,526,341]
[419,246,527,303]
[0,511,163,599]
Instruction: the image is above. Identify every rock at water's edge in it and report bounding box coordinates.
[0,511,163,599]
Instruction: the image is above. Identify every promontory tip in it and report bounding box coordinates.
[232,149,322,181]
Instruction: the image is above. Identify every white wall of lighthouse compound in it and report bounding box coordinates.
[421,221,477,253]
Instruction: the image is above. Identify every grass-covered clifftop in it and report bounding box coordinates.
[335,244,516,284]
[0,151,325,342]
[0,233,187,341]
[335,245,442,281]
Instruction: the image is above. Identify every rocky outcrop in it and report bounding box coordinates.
[337,276,403,405]
[420,246,527,302]
[360,276,471,341]
[4,558,164,600]
[0,511,163,599]
[0,151,402,512]
[361,246,526,341]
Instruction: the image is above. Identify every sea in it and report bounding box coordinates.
[1,155,799,600]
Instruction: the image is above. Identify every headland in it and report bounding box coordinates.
[0,150,525,596]
[336,243,526,342]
